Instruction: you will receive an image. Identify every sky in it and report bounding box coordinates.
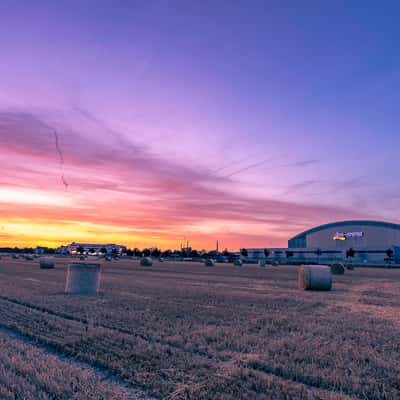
[1,0,400,250]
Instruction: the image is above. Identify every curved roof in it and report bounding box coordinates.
[289,220,400,241]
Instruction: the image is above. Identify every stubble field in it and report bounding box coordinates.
[0,256,398,399]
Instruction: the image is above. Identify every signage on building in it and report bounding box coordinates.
[333,231,364,241]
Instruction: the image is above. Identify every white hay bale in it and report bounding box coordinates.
[204,259,214,267]
[140,257,153,267]
[12,254,19,259]
[158,257,164,262]
[25,255,34,261]
[39,256,54,269]
[105,255,112,261]
[331,263,345,275]
[258,260,267,268]
[233,259,243,266]
[298,265,332,291]
[65,263,101,295]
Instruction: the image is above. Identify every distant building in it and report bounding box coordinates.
[243,220,400,264]
[57,242,126,255]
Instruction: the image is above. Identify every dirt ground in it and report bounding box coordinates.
[0,256,398,399]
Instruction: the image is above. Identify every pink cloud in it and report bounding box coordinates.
[0,109,370,249]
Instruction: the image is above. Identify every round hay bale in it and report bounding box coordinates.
[39,256,54,269]
[204,259,214,267]
[25,255,34,261]
[65,263,101,295]
[233,259,243,266]
[298,265,332,291]
[258,260,267,268]
[158,257,164,262]
[331,263,345,275]
[12,254,19,259]
[140,257,153,267]
[105,255,112,261]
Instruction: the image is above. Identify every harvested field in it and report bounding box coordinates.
[0,256,399,399]
[0,326,146,400]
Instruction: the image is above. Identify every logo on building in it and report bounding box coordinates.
[333,231,364,241]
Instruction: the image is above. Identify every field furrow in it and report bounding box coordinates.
[0,258,398,399]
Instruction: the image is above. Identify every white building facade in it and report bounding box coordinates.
[57,242,126,255]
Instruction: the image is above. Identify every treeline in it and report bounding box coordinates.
[125,248,236,259]
[0,246,237,260]
[0,247,55,254]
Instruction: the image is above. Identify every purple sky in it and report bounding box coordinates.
[1,1,399,249]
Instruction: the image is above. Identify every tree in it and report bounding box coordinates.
[206,250,217,259]
[240,248,248,257]
[346,248,355,259]
[151,248,161,257]
[133,248,141,257]
[315,248,322,263]
[264,249,270,258]
[286,250,294,258]
[111,248,118,256]
[173,250,182,258]
[162,249,172,258]
[386,248,394,264]
[143,248,151,257]
[190,249,199,258]
[77,246,84,255]
[222,249,230,257]
[126,249,134,257]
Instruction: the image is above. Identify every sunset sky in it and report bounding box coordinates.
[1,1,400,250]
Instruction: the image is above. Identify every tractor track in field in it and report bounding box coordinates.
[0,294,361,400]
[0,294,213,357]
[0,324,156,400]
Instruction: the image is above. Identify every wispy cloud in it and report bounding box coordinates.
[222,158,272,178]
[0,109,369,249]
[212,156,252,174]
[284,180,317,195]
[283,159,319,168]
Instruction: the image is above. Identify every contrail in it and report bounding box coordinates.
[73,106,133,150]
[223,158,271,178]
[212,156,251,174]
[53,130,69,189]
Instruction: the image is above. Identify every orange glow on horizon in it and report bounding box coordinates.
[0,215,289,251]
[0,110,365,251]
